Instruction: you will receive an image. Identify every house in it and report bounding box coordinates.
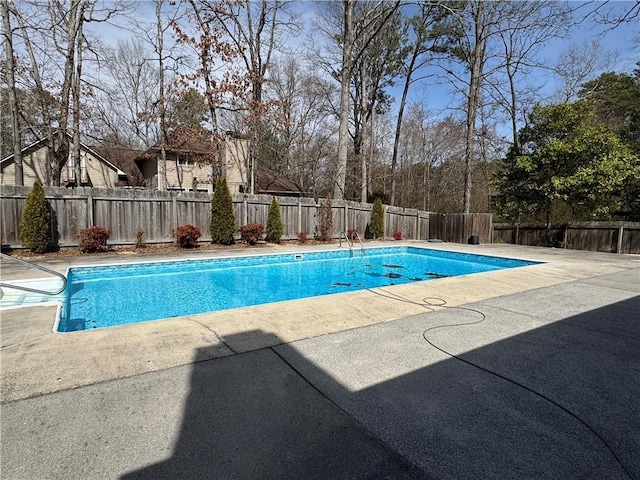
[1,131,305,196]
[0,135,127,188]
[90,147,147,187]
[134,130,305,196]
[255,166,306,197]
[134,131,250,194]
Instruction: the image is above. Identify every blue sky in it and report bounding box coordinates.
[88,0,638,131]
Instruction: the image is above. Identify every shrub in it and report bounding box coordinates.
[393,231,403,241]
[210,178,236,245]
[297,231,308,244]
[265,197,284,243]
[77,226,110,253]
[135,227,146,249]
[19,181,53,253]
[370,198,384,239]
[240,223,264,245]
[364,222,373,240]
[317,197,333,241]
[174,224,201,248]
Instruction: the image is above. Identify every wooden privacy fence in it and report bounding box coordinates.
[493,223,640,254]
[1,185,493,248]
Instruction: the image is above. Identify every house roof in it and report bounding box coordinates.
[146,127,221,155]
[90,147,146,186]
[1,134,126,176]
[256,166,305,196]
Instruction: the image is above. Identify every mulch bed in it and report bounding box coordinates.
[3,240,333,260]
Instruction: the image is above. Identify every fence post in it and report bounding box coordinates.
[344,203,348,232]
[172,195,178,232]
[243,195,248,225]
[297,197,302,235]
[87,188,94,227]
[617,226,624,254]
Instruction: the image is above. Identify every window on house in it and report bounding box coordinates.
[67,152,87,181]
[177,155,193,166]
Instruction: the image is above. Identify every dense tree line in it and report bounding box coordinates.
[2,0,638,222]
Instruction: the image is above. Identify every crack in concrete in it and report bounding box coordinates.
[186,317,238,355]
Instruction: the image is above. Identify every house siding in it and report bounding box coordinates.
[2,145,120,188]
[155,138,249,194]
[80,152,119,188]
[2,148,50,186]
[223,138,248,194]
[163,153,214,192]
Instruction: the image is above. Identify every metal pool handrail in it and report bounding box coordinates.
[0,252,67,295]
[339,231,364,253]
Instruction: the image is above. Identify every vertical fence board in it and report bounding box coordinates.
[493,223,640,254]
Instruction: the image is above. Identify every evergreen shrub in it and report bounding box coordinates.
[317,197,333,241]
[370,198,384,239]
[265,198,283,243]
[19,181,53,253]
[210,178,236,245]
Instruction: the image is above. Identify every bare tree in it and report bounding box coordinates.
[334,0,356,201]
[88,39,161,149]
[12,0,122,186]
[397,104,466,211]
[444,0,517,213]
[588,0,640,28]
[1,0,23,184]
[266,56,338,195]
[195,0,296,193]
[458,0,496,213]
[351,2,405,202]
[389,2,459,205]
[486,1,574,152]
[315,0,400,201]
[552,40,618,103]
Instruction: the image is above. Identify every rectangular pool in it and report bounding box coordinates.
[58,246,539,332]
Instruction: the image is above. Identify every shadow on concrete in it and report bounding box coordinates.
[122,295,639,479]
[120,331,425,480]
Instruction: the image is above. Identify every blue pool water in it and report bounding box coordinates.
[58,246,538,332]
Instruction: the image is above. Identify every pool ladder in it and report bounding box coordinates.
[339,231,364,254]
[0,252,67,296]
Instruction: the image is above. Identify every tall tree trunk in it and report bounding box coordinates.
[390,45,419,206]
[1,2,23,185]
[334,0,355,201]
[156,0,167,191]
[360,65,368,203]
[462,1,486,214]
[72,8,85,184]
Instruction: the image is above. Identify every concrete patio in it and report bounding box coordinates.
[1,242,638,479]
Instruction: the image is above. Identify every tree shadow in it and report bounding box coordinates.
[122,295,639,479]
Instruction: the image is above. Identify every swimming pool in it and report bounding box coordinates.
[57,246,538,332]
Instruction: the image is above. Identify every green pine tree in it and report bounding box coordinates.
[19,181,53,253]
[370,198,384,239]
[265,197,284,243]
[210,178,236,245]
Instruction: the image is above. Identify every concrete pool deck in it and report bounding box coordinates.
[1,241,639,478]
